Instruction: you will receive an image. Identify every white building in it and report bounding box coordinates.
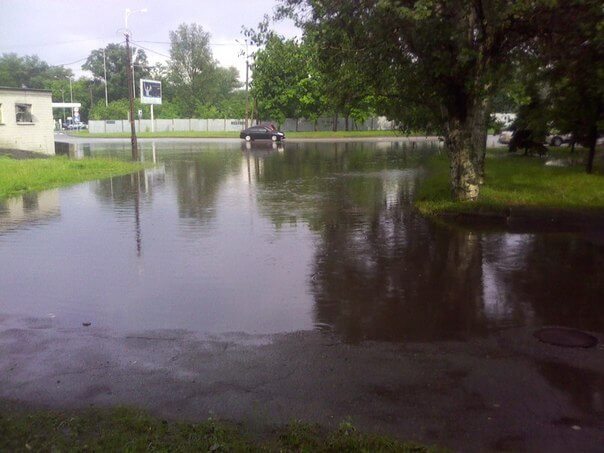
[0,86,54,155]
[491,112,517,128]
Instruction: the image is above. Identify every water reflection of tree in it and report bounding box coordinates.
[171,151,241,223]
[254,142,433,230]
[309,180,488,343]
[254,142,491,342]
[93,148,242,225]
[246,142,604,342]
[499,235,604,331]
[94,171,146,206]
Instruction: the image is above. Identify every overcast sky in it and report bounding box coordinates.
[0,0,299,81]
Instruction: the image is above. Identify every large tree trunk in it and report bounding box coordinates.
[447,133,481,201]
[444,94,490,201]
[469,98,490,185]
[446,113,488,201]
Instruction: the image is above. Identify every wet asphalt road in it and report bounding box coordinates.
[1,314,603,452]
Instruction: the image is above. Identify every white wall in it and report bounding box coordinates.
[0,189,60,233]
[0,89,54,154]
[89,116,396,134]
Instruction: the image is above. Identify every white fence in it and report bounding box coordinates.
[88,117,395,134]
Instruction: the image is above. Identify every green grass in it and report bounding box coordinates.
[416,148,604,216]
[69,130,409,139]
[0,406,436,452]
[0,156,146,200]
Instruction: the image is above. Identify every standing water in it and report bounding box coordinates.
[1,141,602,341]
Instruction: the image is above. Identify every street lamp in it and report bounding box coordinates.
[124,8,147,97]
[124,8,147,32]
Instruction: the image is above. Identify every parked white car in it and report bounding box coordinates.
[546,133,572,147]
[498,130,514,144]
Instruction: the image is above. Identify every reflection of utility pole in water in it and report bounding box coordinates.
[245,151,251,184]
[152,141,157,164]
[133,171,142,257]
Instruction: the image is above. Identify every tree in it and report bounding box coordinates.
[251,36,309,125]
[82,43,150,102]
[0,53,73,90]
[168,23,241,117]
[279,0,590,201]
[538,0,603,173]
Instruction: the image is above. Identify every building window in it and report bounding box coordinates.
[15,103,33,123]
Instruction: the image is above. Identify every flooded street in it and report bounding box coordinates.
[1,140,603,451]
[1,140,603,338]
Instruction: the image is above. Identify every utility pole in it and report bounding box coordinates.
[245,52,249,129]
[123,7,146,161]
[125,32,139,160]
[132,62,136,100]
[103,48,108,107]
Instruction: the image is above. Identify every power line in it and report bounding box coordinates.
[130,41,170,59]
[133,40,244,47]
[50,56,89,67]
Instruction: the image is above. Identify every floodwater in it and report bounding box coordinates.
[1,140,603,342]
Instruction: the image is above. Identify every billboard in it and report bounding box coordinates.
[140,79,162,105]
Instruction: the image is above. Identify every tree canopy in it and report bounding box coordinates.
[275,0,602,199]
[83,43,150,102]
[168,23,241,117]
[0,53,72,90]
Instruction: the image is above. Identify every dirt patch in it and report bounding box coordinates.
[0,148,50,160]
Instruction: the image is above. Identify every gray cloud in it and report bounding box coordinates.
[0,0,299,80]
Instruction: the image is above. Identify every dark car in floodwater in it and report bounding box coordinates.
[240,125,285,142]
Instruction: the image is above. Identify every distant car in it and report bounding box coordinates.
[546,133,572,147]
[240,125,285,142]
[498,129,514,144]
[64,121,87,131]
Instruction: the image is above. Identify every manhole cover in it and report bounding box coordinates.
[534,327,598,348]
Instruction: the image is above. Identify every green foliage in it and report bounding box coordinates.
[153,100,182,119]
[251,36,308,125]
[0,53,72,90]
[218,89,247,118]
[168,23,241,117]
[0,406,436,452]
[277,0,601,199]
[82,43,150,103]
[90,99,134,120]
[250,33,375,129]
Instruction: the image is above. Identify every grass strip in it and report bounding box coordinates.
[416,148,604,216]
[0,406,436,452]
[69,130,409,139]
[0,156,146,200]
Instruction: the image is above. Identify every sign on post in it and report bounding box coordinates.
[140,79,162,105]
[140,79,161,133]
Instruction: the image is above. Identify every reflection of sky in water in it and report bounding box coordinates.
[482,235,536,325]
[1,141,603,341]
